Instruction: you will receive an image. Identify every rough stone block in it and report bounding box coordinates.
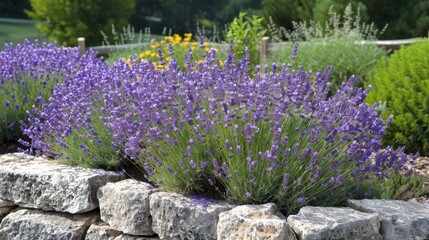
[0,153,124,214]
[287,206,382,240]
[348,199,429,240]
[217,203,297,240]
[85,222,122,240]
[0,208,99,240]
[85,222,160,240]
[149,191,235,240]
[98,179,159,235]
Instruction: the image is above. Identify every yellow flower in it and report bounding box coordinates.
[123,58,133,68]
[218,60,225,68]
[173,34,182,42]
[184,33,192,42]
[150,43,159,49]
[164,36,174,43]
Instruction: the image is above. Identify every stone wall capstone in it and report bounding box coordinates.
[98,179,159,236]
[0,208,99,240]
[287,206,382,240]
[0,153,125,214]
[348,199,429,240]
[217,203,297,240]
[149,191,236,240]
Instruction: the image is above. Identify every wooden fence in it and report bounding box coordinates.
[78,36,427,62]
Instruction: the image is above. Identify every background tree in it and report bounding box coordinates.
[0,0,30,18]
[26,0,135,46]
[152,0,224,34]
[362,0,429,39]
[214,0,262,25]
[262,0,315,30]
[312,0,368,24]
[129,0,165,34]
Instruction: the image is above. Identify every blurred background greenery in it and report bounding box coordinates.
[1,0,428,47]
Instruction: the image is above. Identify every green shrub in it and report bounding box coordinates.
[265,4,387,94]
[366,40,429,156]
[266,41,386,94]
[26,0,135,46]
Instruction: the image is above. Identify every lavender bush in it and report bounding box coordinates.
[100,43,424,214]
[20,39,424,214]
[19,42,124,169]
[0,40,96,145]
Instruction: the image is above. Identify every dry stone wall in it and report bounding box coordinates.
[0,153,429,240]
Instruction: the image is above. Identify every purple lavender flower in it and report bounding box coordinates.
[189,159,197,169]
[297,196,306,204]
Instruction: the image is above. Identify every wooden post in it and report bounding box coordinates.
[260,37,270,64]
[77,37,86,57]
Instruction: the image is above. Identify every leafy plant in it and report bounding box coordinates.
[366,39,429,156]
[226,12,267,68]
[268,4,385,42]
[266,40,387,94]
[265,4,387,95]
[101,24,152,47]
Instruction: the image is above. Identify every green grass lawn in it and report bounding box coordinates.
[0,18,50,49]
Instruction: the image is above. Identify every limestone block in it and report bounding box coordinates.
[85,222,122,240]
[0,208,99,240]
[0,153,125,213]
[217,203,297,240]
[85,222,160,240]
[287,206,382,240]
[348,199,429,240]
[98,179,159,235]
[149,191,235,240]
